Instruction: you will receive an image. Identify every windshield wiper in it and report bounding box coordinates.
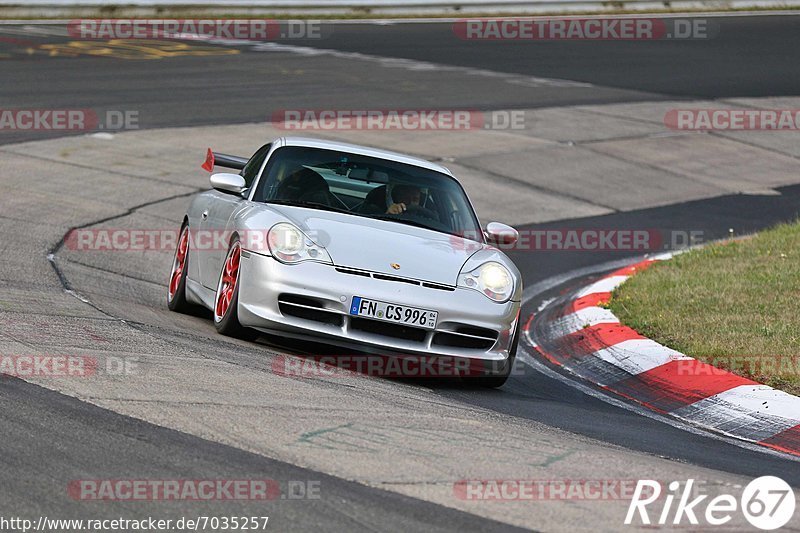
[266,199,350,214]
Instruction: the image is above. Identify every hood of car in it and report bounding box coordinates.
[271,205,483,286]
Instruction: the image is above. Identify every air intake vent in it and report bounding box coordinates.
[432,326,498,350]
[422,282,455,292]
[373,273,419,286]
[350,317,427,343]
[335,267,370,278]
[336,267,455,291]
[278,294,343,327]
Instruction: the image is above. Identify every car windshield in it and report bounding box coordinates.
[253,145,483,240]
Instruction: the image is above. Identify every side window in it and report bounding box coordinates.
[241,143,272,188]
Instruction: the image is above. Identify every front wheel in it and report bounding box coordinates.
[167,225,192,313]
[214,237,258,340]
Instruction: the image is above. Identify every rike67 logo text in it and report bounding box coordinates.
[625,477,796,530]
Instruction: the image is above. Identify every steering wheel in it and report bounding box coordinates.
[296,189,347,210]
[403,204,440,222]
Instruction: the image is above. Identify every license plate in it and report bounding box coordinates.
[350,296,437,329]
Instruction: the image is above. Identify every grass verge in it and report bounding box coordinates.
[610,220,800,396]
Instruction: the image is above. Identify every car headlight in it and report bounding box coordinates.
[267,223,332,264]
[458,261,514,302]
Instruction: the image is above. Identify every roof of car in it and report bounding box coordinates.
[280,136,454,177]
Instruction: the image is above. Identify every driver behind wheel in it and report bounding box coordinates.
[386,184,422,214]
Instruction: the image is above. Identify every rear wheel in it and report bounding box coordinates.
[167,225,192,313]
[214,237,258,340]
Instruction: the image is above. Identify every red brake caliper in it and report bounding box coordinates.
[169,228,189,299]
[216,244,240,319]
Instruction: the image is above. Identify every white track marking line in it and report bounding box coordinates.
[521,256,640,302]
[670,386,800,442]
[246,41,594,88]
[594,338,691,375]
[521,253,800,460]
[686,385,800,425]
[547,306,620,336]
[575,274,630,297]
[516,344,800,462]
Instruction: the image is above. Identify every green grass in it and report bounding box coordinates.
[610,220,800,396]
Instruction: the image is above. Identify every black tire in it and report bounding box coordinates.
[474,321,520,388]
[167,224,193,313]
[214,237,258,340]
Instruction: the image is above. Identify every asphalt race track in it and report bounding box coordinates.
[4,14,800,141]
[1,14,800,531]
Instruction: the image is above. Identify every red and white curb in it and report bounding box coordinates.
[525,254,800,458]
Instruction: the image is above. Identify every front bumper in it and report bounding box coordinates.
[237,252,520,363]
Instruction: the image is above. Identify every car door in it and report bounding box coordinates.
[200,144,271,290]
[199,190,244,290]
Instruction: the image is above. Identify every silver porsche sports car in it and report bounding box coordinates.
[168,137,522,386]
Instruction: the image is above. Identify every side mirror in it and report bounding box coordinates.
[485,222,519,246]
[210,173,246,195]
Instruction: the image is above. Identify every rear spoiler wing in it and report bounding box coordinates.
[201,148,247,172]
